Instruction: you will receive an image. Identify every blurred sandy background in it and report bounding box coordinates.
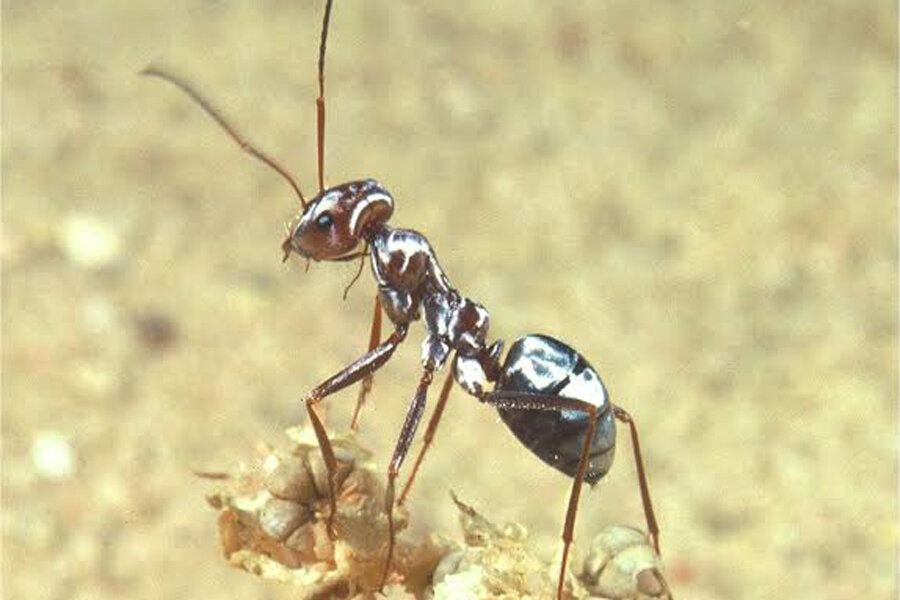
[3,1,896,599]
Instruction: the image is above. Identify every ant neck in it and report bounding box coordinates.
[363,222,391,247]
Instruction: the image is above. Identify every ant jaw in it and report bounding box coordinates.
[281,236,293,263]
[280,234,314,264]
[279,242,313,274]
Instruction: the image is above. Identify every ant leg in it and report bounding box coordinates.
[481,391,603,600]
[612,404,661,555]
[304,324,408,536]
[350,294,382,431]
[380,366,435,588]
[398,367,454,505]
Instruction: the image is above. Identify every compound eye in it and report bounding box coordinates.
[315,212,333,229]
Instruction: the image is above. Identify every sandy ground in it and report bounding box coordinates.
[3,1,897,599]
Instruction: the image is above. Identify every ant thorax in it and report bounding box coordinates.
[366,224,492,376]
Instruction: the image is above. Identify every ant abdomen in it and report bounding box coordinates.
[494,334,617,483]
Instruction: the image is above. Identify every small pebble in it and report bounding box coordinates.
[636,568,666,597]
[265,455,317,502]
[597,544,662,598]
[305,450,352,498]
[582,524,650,585]
[31,431,76,481]
[259,497,310,541]
[132,311,179,351]
[60,215,121,269]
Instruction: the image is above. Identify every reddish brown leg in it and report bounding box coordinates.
[612,404,661,555]
[380,366,435,588]
[398,367,454,505]
[350,294,382,431]
[304,324,408,536]
[481,391,605,600]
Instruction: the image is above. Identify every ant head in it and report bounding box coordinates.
[282,178,393,261]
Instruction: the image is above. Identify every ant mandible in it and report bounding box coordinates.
[144,2,668,598]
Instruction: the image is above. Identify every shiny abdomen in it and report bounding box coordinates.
[495,334,615,483]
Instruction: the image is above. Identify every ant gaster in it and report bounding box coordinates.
[144,2,669,598]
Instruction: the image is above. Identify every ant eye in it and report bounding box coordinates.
[315,213,333,229]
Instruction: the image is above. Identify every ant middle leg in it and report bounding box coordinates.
[304,323,408,536]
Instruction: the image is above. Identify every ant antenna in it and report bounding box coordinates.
[316,0,334,193]
[141,67,307,209]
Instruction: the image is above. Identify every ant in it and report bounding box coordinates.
[144,1,669,598]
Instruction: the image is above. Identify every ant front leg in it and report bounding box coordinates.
[350,294,382,431]
[481,390,603,600]
[304,323,408,536]
[379,364,436,588]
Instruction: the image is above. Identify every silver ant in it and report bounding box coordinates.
[144,2,669,598]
